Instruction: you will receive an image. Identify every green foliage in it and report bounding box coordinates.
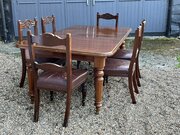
[177,56,180,68]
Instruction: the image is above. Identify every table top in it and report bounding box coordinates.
[53,26,131,57]
[17,25,131,57]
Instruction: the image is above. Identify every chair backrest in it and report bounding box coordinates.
[27,31,72,90]
[18,18,38,44]
[139,19,146,50]
[141,19,146,40]
[41,15,56,34]
[129,25,142,75]
[96,12,119,29]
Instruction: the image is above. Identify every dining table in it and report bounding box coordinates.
[18,25,131,114]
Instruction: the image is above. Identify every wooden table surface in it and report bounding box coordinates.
[54,26,131,57]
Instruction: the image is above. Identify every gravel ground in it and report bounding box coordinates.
[0,39,180,135]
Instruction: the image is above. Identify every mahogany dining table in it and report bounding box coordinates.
[18,25,131,114]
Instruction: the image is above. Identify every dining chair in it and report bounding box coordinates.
[110,20,146,86]
[96,12,127,49]
[41,15,65,66]
[27,31,88,127]
[41,15,56,34]
[17,18,38,90]
[104,25,143,104]
[76,12,119,69]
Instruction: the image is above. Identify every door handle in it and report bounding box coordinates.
[86,0,89,5]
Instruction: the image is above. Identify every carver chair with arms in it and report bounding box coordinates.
[17,18,38,95]
[27,31,88,127]
[104,25,142,104]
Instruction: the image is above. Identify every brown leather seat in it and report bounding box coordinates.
[104,59,129,76]
[104,25,143,104]
[112,49,132,60]
[27,31,88,127]
[37,69,88,91]
[111,20,146,85]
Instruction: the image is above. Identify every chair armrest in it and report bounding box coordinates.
[35,62,65,72]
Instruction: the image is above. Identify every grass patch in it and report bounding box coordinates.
[142,38,179,50]
[125,37,180,57]
[177,55,180,68]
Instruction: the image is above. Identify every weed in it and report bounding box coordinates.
[177,56,180,68]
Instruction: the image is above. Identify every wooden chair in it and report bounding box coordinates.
[76,12,119,69]
[27,31,88,127]
[41,15,56,34]
[96,12,127,49]
[110,20,146,86]
[41,15,65,65]
[17,18,38,95]
[104,25,143,104]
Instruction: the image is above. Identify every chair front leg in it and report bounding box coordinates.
[27,65,34,103]
[128,75,136,104]
[34,88,40,122]
[105,76,108,83]
[136,60,141,87]
[81,82,87,106]
[136,58,141,79]
[50,91,54,101]
[63,90,72,127]
[133,71,139,94]
[19,49,26,87]
[77,60,81,69]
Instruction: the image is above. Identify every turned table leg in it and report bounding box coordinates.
[94,57,106,114]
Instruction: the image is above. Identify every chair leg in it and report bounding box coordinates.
[105,76,108,83]
[63,91,72,127]
[34,88,40,122]
[81,82,87,106]
[133,72,139,94]
[136,71,141,87]
[50,91,54,101]
[103,77,105,86]
[135,58,141,87]
[136,65,141,87]
[103,76,108,86]
[128,76,136,104]
[137,59,141,79]
[19,49,26,87]
[27,66,34,103]
[77,60,81,69]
